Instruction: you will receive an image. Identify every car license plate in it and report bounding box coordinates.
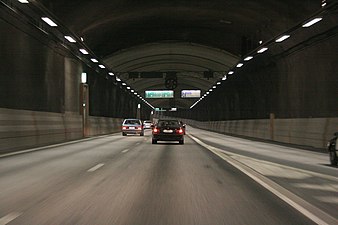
[129,127,135,130]
[163,129,173,133]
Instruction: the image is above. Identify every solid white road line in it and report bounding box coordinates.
[189,134,337,225]
[0,212,22,225]
[87,163,104,172]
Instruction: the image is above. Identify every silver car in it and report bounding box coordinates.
[122,119,144,136]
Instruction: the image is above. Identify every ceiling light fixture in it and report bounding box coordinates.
[98,64,105,69]
[222,76,227,80]
[41,17,57,27]
[244,56,253,61]
[275,34,290,43]
[302,17,322,27]
[228,71,234,75]
[79,49,89,54]
[236,63,244,68]
[108,72,114,76]
[64,36,76,43]
[257,47,268,53]
[91,58,98,63]
[18,0,29,3]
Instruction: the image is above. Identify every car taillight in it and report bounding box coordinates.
[122,126,128,130]
[153,127,159,134]
[176,128,183,134]
[136,126,142,130]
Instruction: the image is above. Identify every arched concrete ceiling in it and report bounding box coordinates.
[39,0,320,108]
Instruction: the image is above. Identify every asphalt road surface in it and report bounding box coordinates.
[0,129,322,225]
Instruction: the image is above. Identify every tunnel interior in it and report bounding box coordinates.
[0,0,337,148]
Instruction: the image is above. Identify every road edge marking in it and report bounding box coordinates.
[0,212,22,225]
[189,134,337,225]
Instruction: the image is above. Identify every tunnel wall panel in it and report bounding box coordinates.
[178,117,337,149]
[0,108,126,154]
[0,108,82,153]
[87,116,123,136]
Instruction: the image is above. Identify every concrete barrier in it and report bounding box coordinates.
[0,108,124,153]
[166,117,338,149]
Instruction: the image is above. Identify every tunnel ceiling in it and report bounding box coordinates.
[38,0,320,109]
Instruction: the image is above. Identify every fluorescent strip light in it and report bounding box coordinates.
[18,0,29,3]
[236,63,244,68]
[212,86,217,89]
[127,87,131,90]
[322,2,327,7]
[99,64,105,69]
[91,58,98,63]
[257,47,268,53]
[275,34,290,43]
[206,92,209,94]
[217,82,221,85]
[122,83,126,86]
[79,49,89,54]
[81,73,87,84]
[108,72,114,76]
[41,17,57,27]
[131,90,135,93]
[209,89,213,92]
[244,56,253,61]
[64,36,76,43]
[222,76,227,80]
[134,92,137,95]
[302,17,322,28]
[116,77,121,82]
[228,71,234,75]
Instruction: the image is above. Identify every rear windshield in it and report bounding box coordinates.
[157,120,179,127]
[124,119,141,125]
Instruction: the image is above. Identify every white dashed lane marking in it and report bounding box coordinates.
[122,149,129,153]
[0,212,22,225]
[87,163,104,172]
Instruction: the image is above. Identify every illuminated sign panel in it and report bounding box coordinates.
[145,90,174,98]
[181,90,201,98]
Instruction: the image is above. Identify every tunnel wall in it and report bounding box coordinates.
[173,116,337,149]
[0,108,126,154]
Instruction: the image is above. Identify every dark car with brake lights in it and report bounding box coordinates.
[122,119,144,136]
[152,119,184,144]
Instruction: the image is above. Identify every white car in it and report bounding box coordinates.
[143,120,153,129]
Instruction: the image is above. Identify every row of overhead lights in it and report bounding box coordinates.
[190,7,328,109]
[17,0,154,110]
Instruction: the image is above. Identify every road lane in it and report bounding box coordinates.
[0,130,316,224]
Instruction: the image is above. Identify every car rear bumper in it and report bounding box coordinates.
[122,130,143,134]
[152,134,184,141]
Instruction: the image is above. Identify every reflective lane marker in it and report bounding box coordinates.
[0,212,22,225]
[87,163,104,172]
[122,149,129,153]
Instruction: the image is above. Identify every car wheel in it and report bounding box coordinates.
[179,140,184,145]
[152,139,157,144]
[329,150,338,166]
[122,132,126,136]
